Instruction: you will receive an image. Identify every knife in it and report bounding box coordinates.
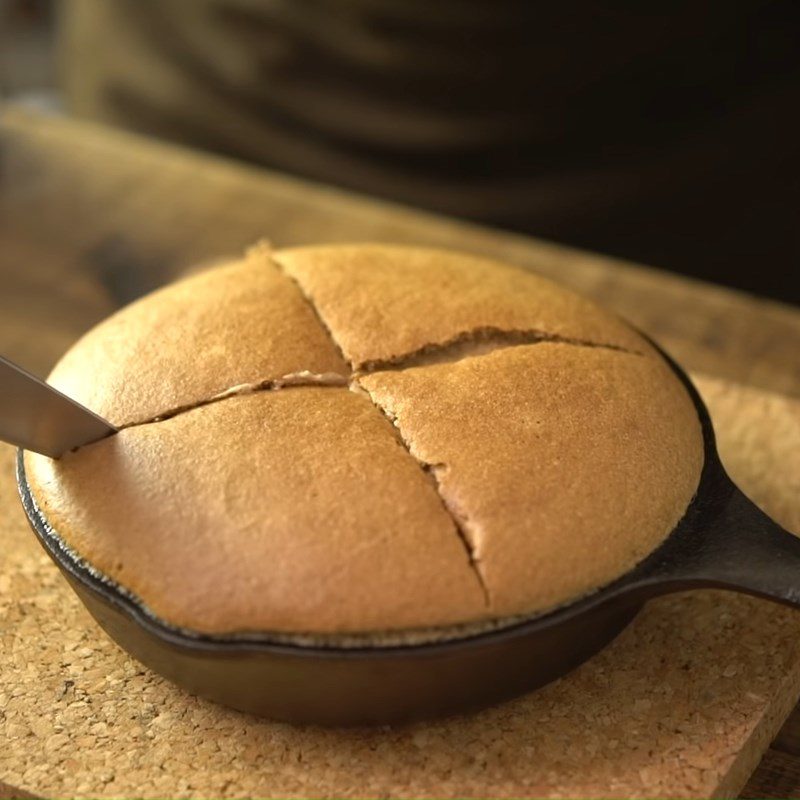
[0,355,116,458]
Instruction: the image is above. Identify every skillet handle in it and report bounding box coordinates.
[622,478,800,609]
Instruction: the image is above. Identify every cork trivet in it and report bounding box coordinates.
[1,374,799,799]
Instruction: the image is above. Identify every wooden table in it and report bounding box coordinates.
[1,105,799,798]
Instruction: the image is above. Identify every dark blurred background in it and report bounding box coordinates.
[1,0,798,304]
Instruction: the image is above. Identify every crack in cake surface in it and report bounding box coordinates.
[270,253,351,368]
[352,380,492,607]
[423,462,491,608]
[115,372,349,431]
[357,326,642,373]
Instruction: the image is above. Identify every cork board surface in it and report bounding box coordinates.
[1,373,800,799]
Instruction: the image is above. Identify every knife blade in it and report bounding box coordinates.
[0,355,116,457]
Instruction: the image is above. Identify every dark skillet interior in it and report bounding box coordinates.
[16,344,800,726]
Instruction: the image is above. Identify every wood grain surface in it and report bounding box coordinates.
[2,106,799,394]
[1,105,800,798]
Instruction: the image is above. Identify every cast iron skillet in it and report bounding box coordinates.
[16,343,800,726]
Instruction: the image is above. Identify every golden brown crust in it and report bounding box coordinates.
[25,389,486,635]
[358,343,704,617]
[273,244,652,368]
[47,246,347,427]
[29,243,704,637]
